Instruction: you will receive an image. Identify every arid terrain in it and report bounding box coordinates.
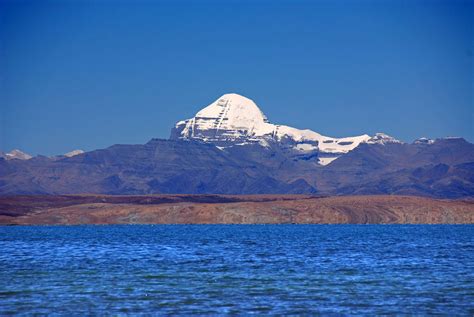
[0,194,473,225]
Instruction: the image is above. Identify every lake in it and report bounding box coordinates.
[0,225,473,315]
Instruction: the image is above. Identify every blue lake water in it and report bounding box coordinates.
[0,225,473,315]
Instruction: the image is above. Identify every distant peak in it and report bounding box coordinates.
[219,93,253,101]
[170,94,380,158]
[434,137,467,144]
[181,93,270,140]
[3,149,32,160]
[366,133,403,145]
[9,149,25,154]
[414,137,434,145]
[209,93,265,116]
[64,149,84,157]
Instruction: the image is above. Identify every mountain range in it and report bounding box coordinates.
[1,93,473,198]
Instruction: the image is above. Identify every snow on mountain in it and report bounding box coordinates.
[171,93,374,161]
[366,133,403,145]
[172,93,274,144]
[414,137,434,145]
[318,157,339,166]
[1,149,32,160]
[64,150,84,157]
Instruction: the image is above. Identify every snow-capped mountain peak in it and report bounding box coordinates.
[195,93,269,129]
[170,94,402,165]
[64,150,84,157]
[366,133,403,145]
[172,93,274,143]
[2,149,32,160]
[414,137,434,145]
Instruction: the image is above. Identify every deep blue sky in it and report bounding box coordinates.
[1,0,472,155]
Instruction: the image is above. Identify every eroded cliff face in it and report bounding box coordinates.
[1,195,472,225]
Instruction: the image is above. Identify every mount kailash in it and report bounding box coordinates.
[171,93,401,165]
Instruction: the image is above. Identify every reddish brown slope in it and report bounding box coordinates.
[0,195,472,225]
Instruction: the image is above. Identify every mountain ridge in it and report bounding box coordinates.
[1,93,473,198]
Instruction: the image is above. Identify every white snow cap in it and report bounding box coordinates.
[366,133,403,145]
[318,156,339,166]
[195,93,270,132]
[64,150,84,157]
[174,93,372,154]
[4,149,32,160]
[172,93,406,165]
[414,137,434,145]
[179,93,274,140]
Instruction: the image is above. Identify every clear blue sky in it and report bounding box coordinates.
[1,0,472,156]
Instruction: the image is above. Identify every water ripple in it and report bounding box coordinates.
[0,225,473,315]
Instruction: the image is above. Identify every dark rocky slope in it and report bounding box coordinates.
[0,138,473,198]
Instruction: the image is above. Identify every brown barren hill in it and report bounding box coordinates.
[0,195,473,225]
